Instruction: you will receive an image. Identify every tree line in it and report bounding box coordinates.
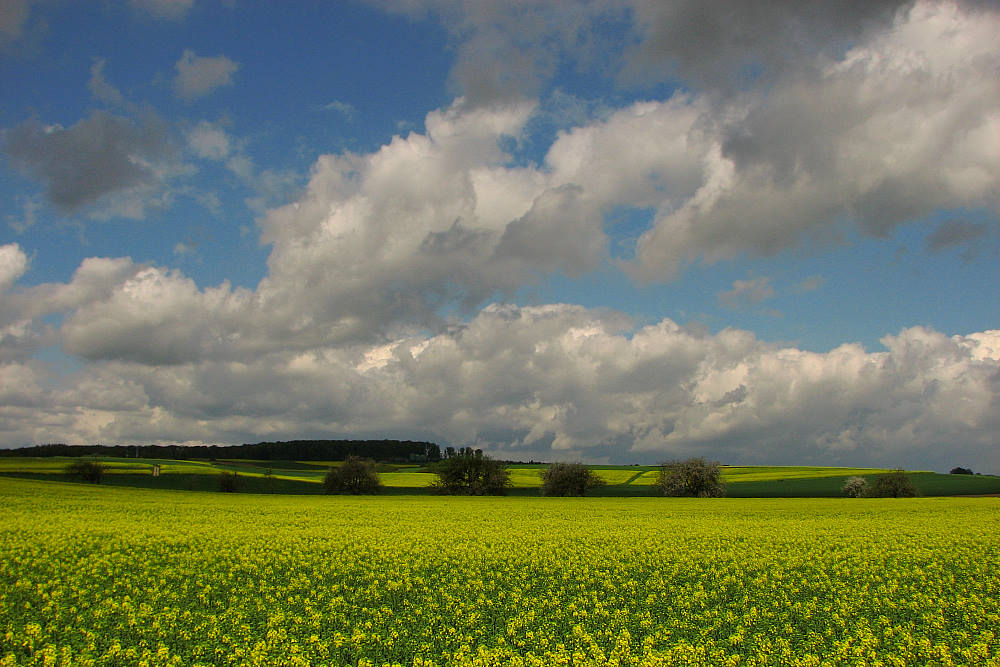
[2,440,442,462]
[322,453,731,497]
[54,447,928,499]
[324,454,926,498]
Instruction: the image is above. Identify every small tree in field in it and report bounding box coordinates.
[66,460,104,484]
[869,469,918,497]
[218,470,240,492]
[431,450,510,495]
[324,456,382,494]
[655,457,725,497]
[540,462,605,496]
[841,476,868,498]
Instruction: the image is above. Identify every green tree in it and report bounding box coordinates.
[324,456,382,494]
[869,469,918,497]
[655,457,726,497]
[66,459,104,484]
[431,450,510,495]
[540,462,605,496]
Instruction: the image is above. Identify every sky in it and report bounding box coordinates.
[1,0,998,472]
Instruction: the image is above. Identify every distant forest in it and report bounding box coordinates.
[0,440,443,462]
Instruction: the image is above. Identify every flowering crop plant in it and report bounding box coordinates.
[1,477,998,666]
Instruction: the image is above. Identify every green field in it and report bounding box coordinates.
[1,477,998,665]
[3,457,998,497]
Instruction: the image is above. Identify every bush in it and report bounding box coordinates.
[950,466,974,475]
[841,476,868,498]
[66,460,104,484]
[431,450,510,495]
[869,469,918,497]
[324,456,382,494]
[218,470,240,493]
[540,462,605,496]
[655,457,725,497]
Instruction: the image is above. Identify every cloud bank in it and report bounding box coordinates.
[2,256,998,470]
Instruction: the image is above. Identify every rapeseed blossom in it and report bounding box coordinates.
[0,478,998,665]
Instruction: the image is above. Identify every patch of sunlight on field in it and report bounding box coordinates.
[507,468,545,487]
[592,469,642,485]
[118,461,218,475]
[379,472,436,487]
[0,458,71,473]
[283,469,326,479]
[268,473,323,484]
[0,458,212,476]
[722,466,894,482]
[630,470,659,485]
[298,461,344,468]
[628,466,899,486]
[180,463,255,476]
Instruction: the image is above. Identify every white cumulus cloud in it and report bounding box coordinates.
[5,296,999,471]
[185,120,231,160]
[631,1,1000,279]
[0,243,28,294]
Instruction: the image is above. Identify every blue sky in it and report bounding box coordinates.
[1,0,998,472]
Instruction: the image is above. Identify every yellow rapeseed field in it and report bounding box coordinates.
[1,477,997,666]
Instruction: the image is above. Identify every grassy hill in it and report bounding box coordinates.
[1,456,997,497]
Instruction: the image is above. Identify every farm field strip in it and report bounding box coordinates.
[379,472,437,488]
[0,459,911,485]
[4,458,999,496]
[627,467,902,487]
[721,467,898,483]
[590,469,642,485]
[629,470,660,486]
[505,468,545,487]
[1,477,998,666]
[0,458,216,477]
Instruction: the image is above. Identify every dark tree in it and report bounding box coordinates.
[66,460,104,484]
[540,462,605,496]
[424,443,442,462]
[869,469,918,497]
[218,470,240,492]
[655,457,726,497]
[950,467,974,475]
[323,456,382,494]
[431,450,510,495]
